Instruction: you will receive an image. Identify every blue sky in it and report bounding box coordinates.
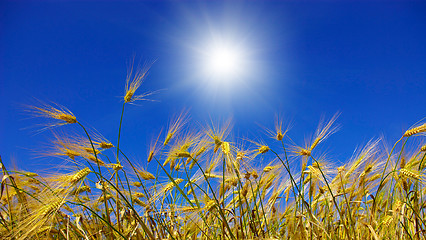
[1,1,426,169]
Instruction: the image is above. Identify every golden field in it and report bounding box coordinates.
[1,67,426,240]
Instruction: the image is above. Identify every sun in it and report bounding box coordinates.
[188,31,258,93]
[207,45,241,76]
[204,43,243,81]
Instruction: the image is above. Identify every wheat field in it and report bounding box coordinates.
[1,66,426,240]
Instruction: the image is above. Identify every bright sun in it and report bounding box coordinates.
[205,44,243,80]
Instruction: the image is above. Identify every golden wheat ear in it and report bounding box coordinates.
[164,110,190,146]
[26,101,77,132]
[12,192,67,240]
[124,61,149,103]
[309,113,340,152]
[404,123,426,137]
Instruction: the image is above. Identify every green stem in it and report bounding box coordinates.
[189,155,236,240]
[67,201,127,239]
[116,103,126,164]
[375,137,403,203]
[339,172,355,236]
[77,122,111,227]
[91,172,155,239]
[310,155,352,240]
[387,138,409,210]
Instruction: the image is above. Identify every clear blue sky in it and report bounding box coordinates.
[1,1,425,169]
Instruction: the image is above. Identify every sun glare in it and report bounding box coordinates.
[207,45,241,77]
[204,43,244,81]
[189,30,258,93]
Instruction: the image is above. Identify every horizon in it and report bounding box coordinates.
[1,1,426,171]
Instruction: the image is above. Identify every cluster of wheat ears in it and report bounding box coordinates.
[1,65,426,240]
